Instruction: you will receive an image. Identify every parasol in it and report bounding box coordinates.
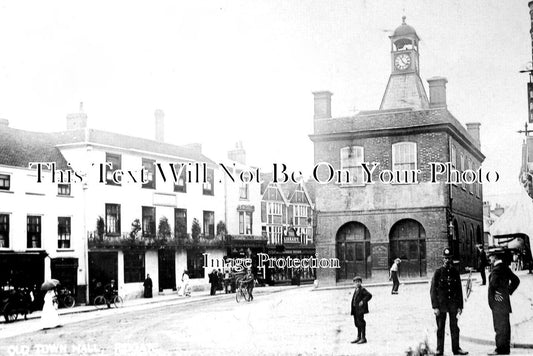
[41,279,60,291]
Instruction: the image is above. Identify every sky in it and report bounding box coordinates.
[0,0,530,208]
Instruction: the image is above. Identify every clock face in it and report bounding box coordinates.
[395,53,411,70]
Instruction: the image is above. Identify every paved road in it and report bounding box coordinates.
[0,285,532,355]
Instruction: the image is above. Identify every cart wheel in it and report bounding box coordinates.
[113,295,123,308]
[3,303,18,323]
[64,295,75,308]
[93,296,106,309]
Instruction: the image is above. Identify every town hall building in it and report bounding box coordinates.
[310,17,485,285]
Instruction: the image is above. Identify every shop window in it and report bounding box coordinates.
[187,250,205,279]
[124,252,145,283]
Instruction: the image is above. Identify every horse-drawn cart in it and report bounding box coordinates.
[0,287,32,323]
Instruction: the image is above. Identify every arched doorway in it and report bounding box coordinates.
[336,222,371,280]
[389,219,426,277]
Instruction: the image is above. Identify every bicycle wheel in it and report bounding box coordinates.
[64,295,75,308]
[236,288,244,303]
[243,288,251,302]
[113,295,123,308]
[93,296,106,309]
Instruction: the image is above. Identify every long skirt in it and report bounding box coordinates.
[41,291,60,329]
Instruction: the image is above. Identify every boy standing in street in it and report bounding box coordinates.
[350,276,372,344]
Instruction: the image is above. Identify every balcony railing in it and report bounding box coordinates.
[87,231,230,250]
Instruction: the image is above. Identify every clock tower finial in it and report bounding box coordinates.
[380,17,429,110]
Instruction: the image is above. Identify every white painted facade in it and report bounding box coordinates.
[222,161,262,237]
[0,163,87,292]
[58,138,226,299]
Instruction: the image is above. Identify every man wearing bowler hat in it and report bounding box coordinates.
[430,248,468,356]
[487,247,520,355]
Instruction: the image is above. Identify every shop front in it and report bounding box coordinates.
[51,257,82,303]
[0,251,46,289]
[265,229,316,285]
[225,235,267,282]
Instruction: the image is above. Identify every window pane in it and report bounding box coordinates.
[142,159,156,189]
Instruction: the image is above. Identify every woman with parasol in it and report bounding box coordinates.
[40,279,61,329]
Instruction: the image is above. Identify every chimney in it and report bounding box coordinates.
[155,109,164,142]
[426,77,448,108]
[466,122,481,148]
[228,141,246,165]
[0,118,9,129]
[312,91,333,119]
[66,102,88,130]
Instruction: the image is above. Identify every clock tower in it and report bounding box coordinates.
[380,16,429,110]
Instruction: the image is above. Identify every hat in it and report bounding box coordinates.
[394,258,401,263]
[487,246,506,257]
[353,276,363,282]
[442,248,453,258]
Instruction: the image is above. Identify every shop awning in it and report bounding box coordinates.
[490,187,533,257]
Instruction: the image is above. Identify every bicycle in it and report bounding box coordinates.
[235,281,252,303]
[56,288,75,309]
[464,266,474,300]
[93,292,123,309]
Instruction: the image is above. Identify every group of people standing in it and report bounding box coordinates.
[208,269,225,295]
[430,247,520,356]
[351,247,521,356]
[208,268,255,297]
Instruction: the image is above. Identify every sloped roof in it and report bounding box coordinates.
[311,107,484,160]
[82,129,215,164]
[0,126,216,170]
[0,127,70,169]
[260,172,315,206]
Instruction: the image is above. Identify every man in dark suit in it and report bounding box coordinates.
[208,270,218,296]
[477,245,488,285]
[430,248,468,356]
[487,248,520,355]
[143,274,153,298]
[350,276,372,344]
